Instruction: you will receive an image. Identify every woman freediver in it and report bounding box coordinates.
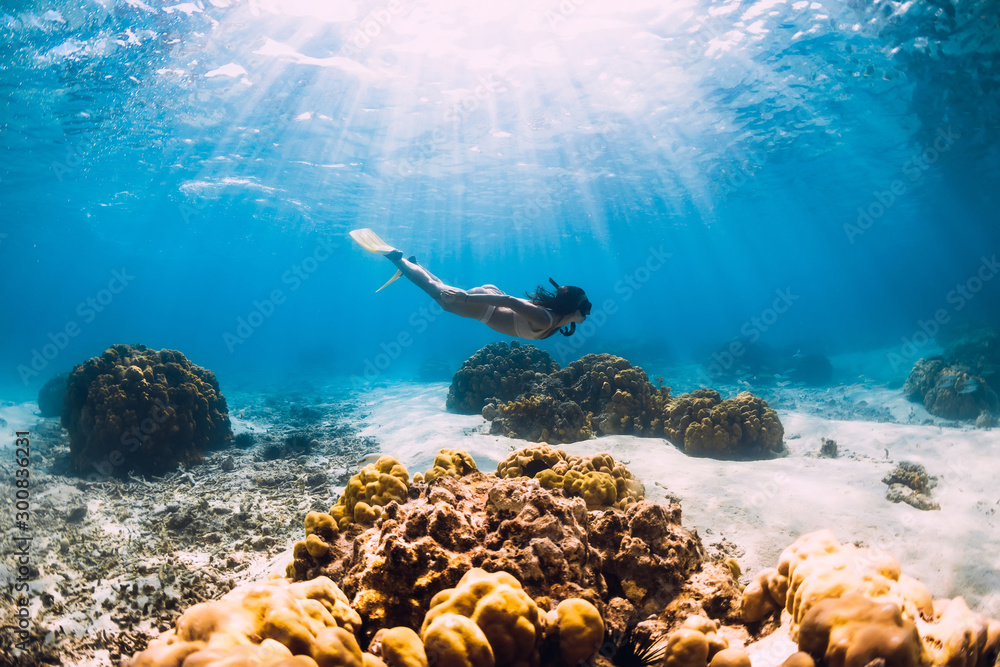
[350,228,592,340]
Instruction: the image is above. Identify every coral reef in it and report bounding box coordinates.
[420,568,544,666]
[740,530,1000,667]
[61,344,233,477]
[797,593,922,667]
[883,462,940,511]
[454,347,784,460]
[329,455,410,530]
[127,576,362,667]
[446,341,559,415]
[489,395,593,443]
[904,356,999,424]
[38,371,70,417]
[661,390,784,459]
[940,329,1000,393]
[419,448,479,484]
[495,443,645,510]
[288,447,738,640]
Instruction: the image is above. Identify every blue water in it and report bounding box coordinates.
[2,0,999,401]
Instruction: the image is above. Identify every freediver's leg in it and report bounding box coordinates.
[386,252,449,298]
[386,253,490,318]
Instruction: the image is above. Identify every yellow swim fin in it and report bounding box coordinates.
[349,228,395,255]
[376,270,402,292]
[350,228,402,292]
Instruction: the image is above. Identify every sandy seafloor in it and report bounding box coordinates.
[1,350,998,664]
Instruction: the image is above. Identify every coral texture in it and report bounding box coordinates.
[288,449,737,641]
[740,530,1000,667]
[61,343,232,476]
[329,455,410,530]
[453,347,784,460]
[904,357,999,423]
[446,341,559,415]
[797,593,922,667]
[882,462,940,511]
[495,443,645,511]
[127,576,362,667]
[420,568,544,666]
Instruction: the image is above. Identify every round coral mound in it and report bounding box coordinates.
[62,344,233,477]
[446,341,559,414]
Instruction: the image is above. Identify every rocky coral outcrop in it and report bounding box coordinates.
[740,530,1000,667]
[127,576,362,667]
[458,348,784,460]
[904,344,1000,425]
[446,341,559,415]
[495,443,645,510]
[883,461,939,511]
[61,343,233,477]
[287,450,738,642]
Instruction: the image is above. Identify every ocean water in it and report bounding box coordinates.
[2,0,999,401]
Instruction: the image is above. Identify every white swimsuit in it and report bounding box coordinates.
[477,284,505,323]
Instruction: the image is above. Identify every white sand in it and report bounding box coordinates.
[0,401,42,450]
[352,381,1000,619]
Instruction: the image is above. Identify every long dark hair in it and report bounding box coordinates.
[527,278,591,337]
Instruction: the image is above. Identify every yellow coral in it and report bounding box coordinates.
[916,597,1000,667]
[379,627,429,667]
[424,449,478,483]
[329,456,409,530]
[744,531,1000,667]
[496,444,644,510]
[709,649,752,667]
[797,593,922,667]
[679,616,728,658]
[128,577,360,667]
[663,628,710,667]
[422,613,495,667]
[421,568,542,666]
[555,598,604,667]
[313,627,365,667]
[660,615,739,667]
[740,567,788,623]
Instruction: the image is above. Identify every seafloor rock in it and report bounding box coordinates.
[287,451,740,642]
[882,461,940,511]
[37,371,70,417]
[61,343,233,477]
[941,328,1000,393]
[740,530,1000,667]
[446,341,559,415]
[460,348,784,460]
[904,356,1000,424]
